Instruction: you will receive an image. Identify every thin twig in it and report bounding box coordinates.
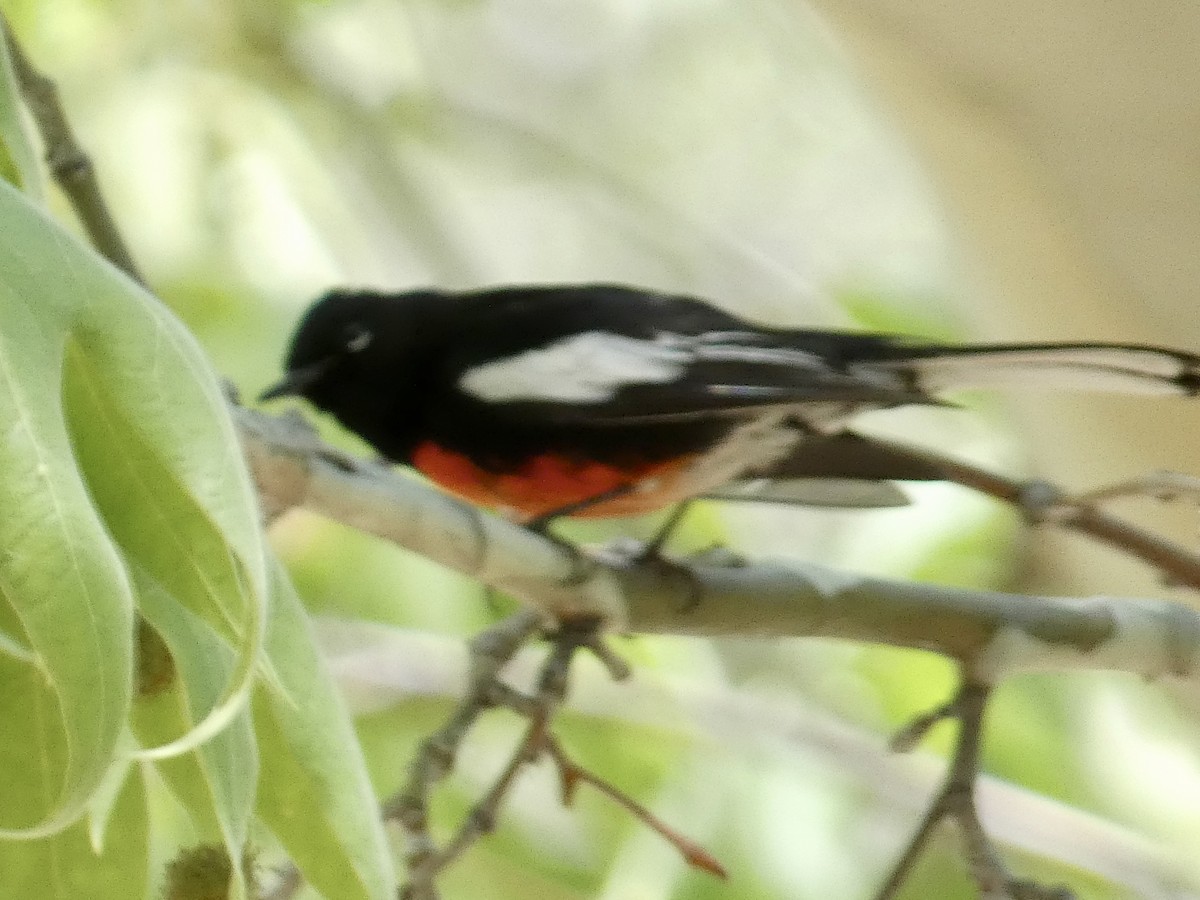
[394,613,726,897]
[413,713,551,886]
[874,681,987,900]
[888,699,956,754]
[409,622,577,885]
[1069,470,1200,507]
[1,16,145,284]
[543,734,728,878]
[877,680,1075,900]
[387,609,544,899]
[863,435,1200,590]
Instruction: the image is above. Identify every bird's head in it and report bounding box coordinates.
[259,288,444,412]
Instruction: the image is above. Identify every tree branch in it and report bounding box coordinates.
[326,622,1194,896]
[855,437,1200,589]
[236,406,1200,897]
[238,407,1200,685]
[876,679,1074,900]
[0,16,144,285]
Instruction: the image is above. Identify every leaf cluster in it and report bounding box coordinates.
[0,48,393,900]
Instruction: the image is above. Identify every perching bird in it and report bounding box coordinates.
[260,284,1200,525]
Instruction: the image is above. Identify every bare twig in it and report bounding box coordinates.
[393,614,725,898]
[878,680,1074,900]
[543,734,728,879]
[1068,470,1200,508]
[1,17,144,284]
[387,610,544,900]
[391,612,558,899]
[859,436,1200,591]
[888,698,957,754]
[414,714,550,885]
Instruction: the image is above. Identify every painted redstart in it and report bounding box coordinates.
[260,284,1200,524]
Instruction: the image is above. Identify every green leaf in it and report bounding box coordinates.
[0,167,268,829]
[0,25,42,195]
[0,280,135,837]
[131,571,258,900]
[62,341,266,758]
[255,562,395,900]
[0,759,151,898]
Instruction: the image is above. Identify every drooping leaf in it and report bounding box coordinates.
[62,341,265,758]
[0,161,268,830]
[0,758,150,899]
[0,282,135,837]
[131,571,258,900]
[254,561,395,900]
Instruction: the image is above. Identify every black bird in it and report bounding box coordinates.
[261,284,1200,523]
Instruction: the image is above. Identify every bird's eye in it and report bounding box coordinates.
[343,323,373,353]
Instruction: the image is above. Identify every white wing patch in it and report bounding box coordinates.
[458,331,691,402]
[457,329,833,404]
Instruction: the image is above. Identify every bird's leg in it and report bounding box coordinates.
[638,501,693,560]
[481,492,637,615]
[529,496,694,568]
[526,479,696,563]
[524,483,641,535]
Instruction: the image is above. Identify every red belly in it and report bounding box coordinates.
[411,441,697,521]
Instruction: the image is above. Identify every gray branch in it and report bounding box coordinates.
[235,406,1200,688]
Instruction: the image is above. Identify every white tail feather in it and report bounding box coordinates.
[857,346,1200,397]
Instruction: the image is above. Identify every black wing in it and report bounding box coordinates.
[446,285,933,425]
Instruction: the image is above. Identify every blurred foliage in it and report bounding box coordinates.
[3,0,1199,897]
[0,144,393,899]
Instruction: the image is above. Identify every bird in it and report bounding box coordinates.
[260,284,1200,531]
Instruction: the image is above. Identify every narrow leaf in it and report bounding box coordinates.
[0,296,134,837]
[0,158,268,827]
[131,571,257,900]
[255,562,395,900]
[62,342,263,759]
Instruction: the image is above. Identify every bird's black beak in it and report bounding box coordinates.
[258,359,333,402]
